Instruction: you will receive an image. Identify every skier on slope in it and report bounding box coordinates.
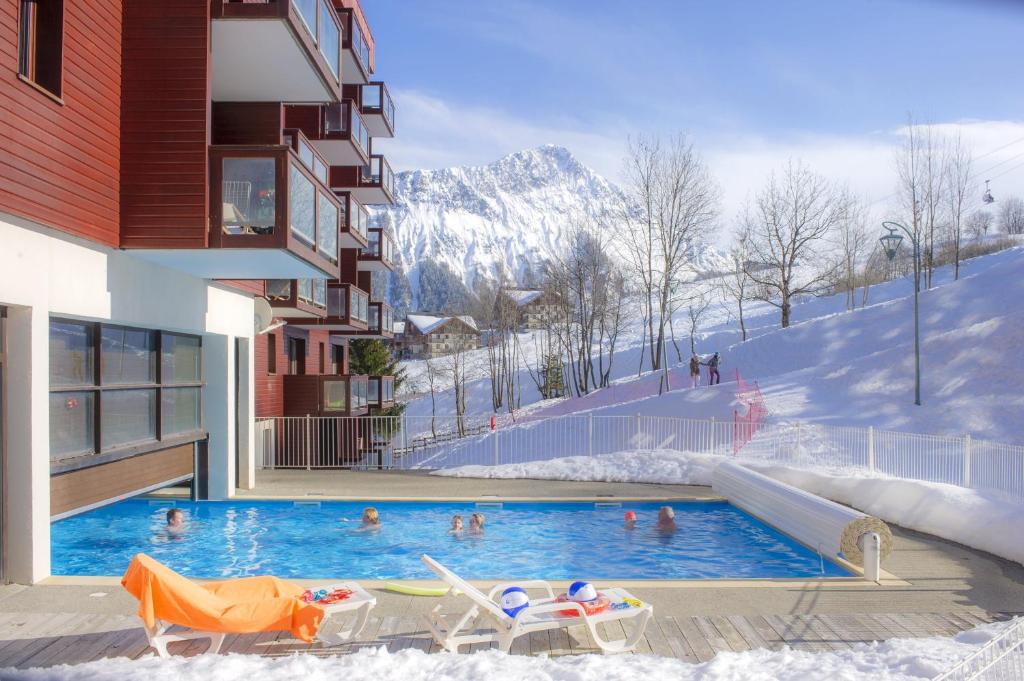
[701,351,721,386]
[689,353,701,389]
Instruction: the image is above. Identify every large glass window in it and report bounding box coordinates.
[317,191,338,261]
[323,379,348,412]
[222,158,276,235]
[48,321,203,461]
[289,163,316,246]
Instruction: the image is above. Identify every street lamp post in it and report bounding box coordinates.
[879,221,922,406]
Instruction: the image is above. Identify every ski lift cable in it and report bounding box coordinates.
[986,158,1024,183]
[972,135,1024,162]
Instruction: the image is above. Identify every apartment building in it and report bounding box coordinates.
[495,288,562,330]
[393,315,481,359]
[0,0,395,583]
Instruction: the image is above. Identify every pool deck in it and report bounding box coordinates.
[1,471,1022,669]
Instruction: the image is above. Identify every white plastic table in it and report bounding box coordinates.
[310,582,377,645]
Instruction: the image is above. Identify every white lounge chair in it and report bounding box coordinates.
[421,554,653,654]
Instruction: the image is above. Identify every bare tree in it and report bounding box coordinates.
[443,345,469,436]
[684,290,711,355]
[944,131,973,280]
[742,161,848,328]
[836,197,871,310]
[1000,196,1024,235]
[621,135,719,391]
[918,123,946,289]
[966,210,993,239]
[424,357,439,438]
[719,235,752,341]
[894,116,927,291]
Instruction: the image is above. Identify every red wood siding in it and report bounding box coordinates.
[119,0,209,249]
[218,280,266,296]
[337,248,359,286]
[0,0,122,246]
[212,102,283,146]
[255,327,344,417]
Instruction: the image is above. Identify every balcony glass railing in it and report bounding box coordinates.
[222,158,277,235]
[318,0,340,78]
[368,304,380,331]
[323,378,348,412]
[382,377,394,402]
[297,279,327,308]
[327,285,347,318]
[346,13,370,75]
[317,192,338,262]
[354,376,368,408]
[352,287,369,323]
[288,162,316,247]
[362,83,395,130]
[362,156,395,197]
[363,228,395,263]
[266,279,292,301]
[350,104,369,154]
[382,304,393,333]
[368,378,379,403]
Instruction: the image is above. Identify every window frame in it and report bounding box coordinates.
[48,318,204,467]
[17,0,65,103]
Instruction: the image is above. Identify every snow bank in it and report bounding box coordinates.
[436,450,1024,567]
[431,449,719,486]
[3,620,1014,681]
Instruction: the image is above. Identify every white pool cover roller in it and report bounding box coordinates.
[712,461,893,567]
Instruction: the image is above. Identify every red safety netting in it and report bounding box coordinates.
[733,368,768,454]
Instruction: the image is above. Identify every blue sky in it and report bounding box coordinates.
[367,0,1024,212]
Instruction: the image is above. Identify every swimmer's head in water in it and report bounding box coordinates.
[362,507,380,524]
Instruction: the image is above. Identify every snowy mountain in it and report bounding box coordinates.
[375,145,729,309]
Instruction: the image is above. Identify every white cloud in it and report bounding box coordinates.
[375,90,1024,243]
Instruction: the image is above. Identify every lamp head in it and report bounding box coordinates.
[879,223,904,261]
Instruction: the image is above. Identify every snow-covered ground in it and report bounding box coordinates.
[435,449,1024,567]
[4,619,1014,681]
[402,244,1024,443]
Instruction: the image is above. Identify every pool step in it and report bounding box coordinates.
[475,501,503,509]
[594,501,622,509]
[292,500,322,509]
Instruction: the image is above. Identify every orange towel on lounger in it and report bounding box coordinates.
[121,553,324,643]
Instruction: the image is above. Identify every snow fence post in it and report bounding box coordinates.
[710,416,716,453]
[963,433,972,488]
[400,415,407,470]
[588,413,594,458]
[305,415,312,471]
[635,414,641,447]
[867,426,875,472]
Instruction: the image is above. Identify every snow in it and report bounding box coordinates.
[435,449,1024,567]
[504,289,544,306]
[3,620,1014,681]
[405,314,449,335]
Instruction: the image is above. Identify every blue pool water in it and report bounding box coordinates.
[51,499,851,580]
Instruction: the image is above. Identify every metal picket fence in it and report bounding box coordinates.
[933,617,1024,681]
[253,413,1024,501]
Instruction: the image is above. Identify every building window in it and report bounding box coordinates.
[266,333,277,374]
[18,0,64,98]
[318,342,325,374]
[48,320,203,461]
[288,336,306,375]
[332,344,344,374]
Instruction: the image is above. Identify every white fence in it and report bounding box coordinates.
[253,414,1024,501]
[934,618,1024,681]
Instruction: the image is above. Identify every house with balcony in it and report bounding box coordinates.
[495,288,562,330]
[0,0,398,584]
[394,315,481,359]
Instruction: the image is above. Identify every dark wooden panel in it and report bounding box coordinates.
[119,0,210,249]
[0,0,123,246]
[212,102,283,145]
[50,444,193,517]
[337,248,360,285]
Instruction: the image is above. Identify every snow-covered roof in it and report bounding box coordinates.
[405,314,480,335]
[504,289,544,306]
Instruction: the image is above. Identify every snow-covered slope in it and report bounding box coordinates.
[377,144,728,304]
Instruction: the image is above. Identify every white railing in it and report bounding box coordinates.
[253,414,1024,500]
[934,618,1024,681]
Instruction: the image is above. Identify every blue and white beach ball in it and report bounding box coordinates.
[500,586,530,617]
[568,581,598,603]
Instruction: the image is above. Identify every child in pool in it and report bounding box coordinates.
[165,508,186,535]
[449,514,464,535]
[656,506,677,532]
[468,512,485,535]
[623,510,637,530]
[358,507,381,530]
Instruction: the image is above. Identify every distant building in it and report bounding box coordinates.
[394,315,481,359]
[496,289,561,330]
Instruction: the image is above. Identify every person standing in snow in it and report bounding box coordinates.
[702,352,721,385]
[689,353,701,389]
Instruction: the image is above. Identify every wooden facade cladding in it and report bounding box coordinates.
[0,0,122,246]
[50,444,193,517]
[119,0,210,249]
[255,327,346,417]
[212,102,283,146]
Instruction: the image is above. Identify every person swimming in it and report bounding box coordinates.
[656,506,677,533]
[449,514,464,535]
[624,510,637,530]
[358,507,381,531]
[468,512,485,535]
[165,508,185,535]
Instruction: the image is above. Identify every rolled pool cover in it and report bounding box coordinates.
[712,461,893,566]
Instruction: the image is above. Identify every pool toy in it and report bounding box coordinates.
[567,581,598,603]
[500,586,530,617]
[302,587,353,604]
[384,583,450,597]
[555,592,610,617]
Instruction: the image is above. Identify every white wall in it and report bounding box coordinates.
[0,213,257,583]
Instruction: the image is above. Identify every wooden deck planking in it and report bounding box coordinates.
[0,610,997,669]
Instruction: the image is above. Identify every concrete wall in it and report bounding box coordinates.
[0,212,256,583]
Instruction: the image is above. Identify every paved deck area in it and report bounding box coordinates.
[1,472,1020,669]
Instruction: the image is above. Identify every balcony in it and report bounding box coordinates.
[338,8,371,85]
[211,0,343,102]
[266,278,328,318]
[205,137,341,278]
[349,301,394,338]
[284,101,370,166]
[331,155,395,206]
[283,374,368,416]
[345,82,395,138]
[283,282,369,331]
[338,192,369,248]
[368,376,395,409]
[358,228,396,272]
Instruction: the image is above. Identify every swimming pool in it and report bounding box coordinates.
[51,499,852,580]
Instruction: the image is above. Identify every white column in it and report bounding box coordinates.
[203,333,234,500]
[5,305,51,583]
[235,337,256,491]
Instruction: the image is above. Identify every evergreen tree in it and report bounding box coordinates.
[348,338,407,417]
